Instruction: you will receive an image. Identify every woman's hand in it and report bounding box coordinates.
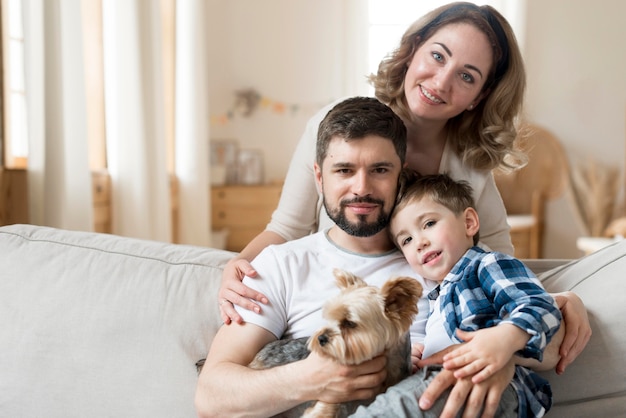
[218,258,268,324]
[552,291,592,374]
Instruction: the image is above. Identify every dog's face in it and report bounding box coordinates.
[308,269,422,365]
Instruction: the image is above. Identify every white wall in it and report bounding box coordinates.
[206,0,626,258]
[206,0,368,183]
[523,0,626,257]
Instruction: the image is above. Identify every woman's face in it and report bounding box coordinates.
[404,22,493,123]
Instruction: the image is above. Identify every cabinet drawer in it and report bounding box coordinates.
[211,184,283,252]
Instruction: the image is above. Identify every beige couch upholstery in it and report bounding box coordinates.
[0,224,624,417]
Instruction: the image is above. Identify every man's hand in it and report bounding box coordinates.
[218,258,268,324]
[419,357,515,418]
[553,291,592,374]
[304,351,387,404]
[418,347,515,418]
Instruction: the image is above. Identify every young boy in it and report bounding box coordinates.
[389,172,562,417]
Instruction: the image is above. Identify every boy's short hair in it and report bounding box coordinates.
[316,97,407,167]
[392,172,480,245]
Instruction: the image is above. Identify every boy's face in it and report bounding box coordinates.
[314,135,402,238]
[390,197,479,282]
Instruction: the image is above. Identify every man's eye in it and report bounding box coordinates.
[373,167,389,174]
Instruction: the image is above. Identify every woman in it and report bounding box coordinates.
[219,2,590,377]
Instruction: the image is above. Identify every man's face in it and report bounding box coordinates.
[314,135,403,237]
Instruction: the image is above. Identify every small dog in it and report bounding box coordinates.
[249,268,423,418]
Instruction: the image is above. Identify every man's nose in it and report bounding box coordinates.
[351,171,371,196]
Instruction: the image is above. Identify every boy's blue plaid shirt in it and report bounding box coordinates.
[434,246,562,417]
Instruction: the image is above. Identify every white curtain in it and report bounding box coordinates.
[174,0,210,246]
[25,0,93,231]
[25,0,211,245]
[102,0,172,241]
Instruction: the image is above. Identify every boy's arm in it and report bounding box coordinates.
[195,322,387,418]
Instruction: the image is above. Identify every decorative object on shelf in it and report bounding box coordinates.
[210,139,239,185]
[236,149,264,185]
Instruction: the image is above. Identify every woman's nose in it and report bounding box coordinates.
[433,67,454,93]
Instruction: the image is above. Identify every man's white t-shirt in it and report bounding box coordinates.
[235,230,434,344]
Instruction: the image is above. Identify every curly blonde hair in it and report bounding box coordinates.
[369,2,527,172]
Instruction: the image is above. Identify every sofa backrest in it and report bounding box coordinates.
[0,224,232,417]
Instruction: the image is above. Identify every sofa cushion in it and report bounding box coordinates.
[538,239,626,417]
[0,224,233,417]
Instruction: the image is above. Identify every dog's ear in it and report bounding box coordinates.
[381,277,422,332]
[333,268,367,290]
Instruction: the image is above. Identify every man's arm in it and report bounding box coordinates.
[195,322,387,418]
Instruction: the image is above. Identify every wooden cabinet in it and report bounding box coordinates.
[211,183,283,252]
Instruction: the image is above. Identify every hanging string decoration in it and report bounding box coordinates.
[210,87,333,127]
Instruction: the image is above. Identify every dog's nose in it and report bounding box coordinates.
[318,334,329,347]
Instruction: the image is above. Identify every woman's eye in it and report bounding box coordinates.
[460,72,474,83]
[432,51,443,62]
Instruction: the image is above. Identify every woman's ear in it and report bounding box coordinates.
[468,88,490,111]
[464,207,480,238]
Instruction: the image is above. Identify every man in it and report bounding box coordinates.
[195,97,523,418]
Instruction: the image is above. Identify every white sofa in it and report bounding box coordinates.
[1,224,624,417]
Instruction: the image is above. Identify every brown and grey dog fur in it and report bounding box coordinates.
[248,268,423,418]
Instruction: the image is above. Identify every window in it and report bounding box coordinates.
[1,0,28,168]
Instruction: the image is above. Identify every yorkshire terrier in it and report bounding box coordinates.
[248,268,423,418]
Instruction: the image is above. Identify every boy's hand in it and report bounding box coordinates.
[442,325,529,383]
[411,343,424,374]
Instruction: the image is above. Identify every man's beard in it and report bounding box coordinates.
[324,197,389,237]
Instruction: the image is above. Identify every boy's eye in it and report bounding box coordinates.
[424,220,436,229]
[401,236,412,247]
